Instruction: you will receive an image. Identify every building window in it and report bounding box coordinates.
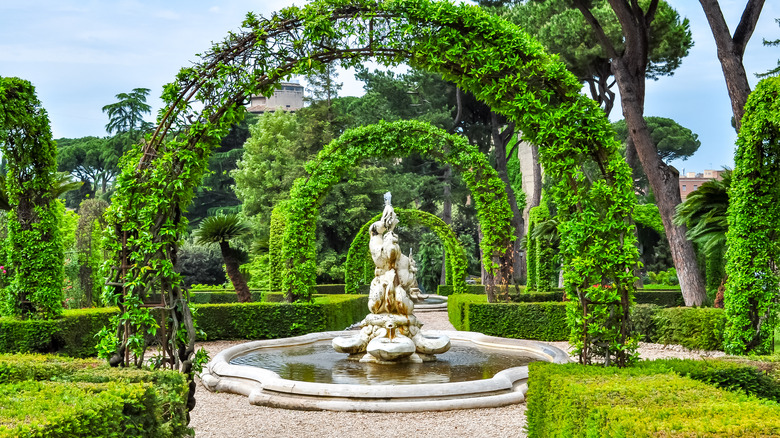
[693,185,698,190]
[682,185,687,191]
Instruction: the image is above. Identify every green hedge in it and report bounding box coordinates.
[0,308,115,357]
[654,307,726,351]
[188,290,263,304]
[194,294,368,340]
[0,354,190,437]
[449,297,727,349]
[440,285,684,307]
[0,295,369,356]
[468,302,569,341]
[634,289,685,307]
[527,361,780,437]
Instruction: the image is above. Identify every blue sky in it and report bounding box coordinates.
[1,0,778,173]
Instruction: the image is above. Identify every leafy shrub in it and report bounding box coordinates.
[633,289,684,307]
[437,284,486,296]
[655,307,725,350]
[469,302,569,341]
[0,354,190,437]
[629,304,660,342]
[646,268,679,286]
[447,293,486,331]
[177,241,226,287]
[0,308,115,357]
[527,361,780,437]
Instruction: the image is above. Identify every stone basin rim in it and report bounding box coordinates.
[200,330,569,412]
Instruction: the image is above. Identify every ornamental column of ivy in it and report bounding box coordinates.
[0,77,64,319]
[724,76,780,355]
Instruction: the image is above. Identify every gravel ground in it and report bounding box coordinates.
[189,311,725,438]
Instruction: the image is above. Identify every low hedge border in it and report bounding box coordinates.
[448,295,726,349]
[0,295,369,356]
[527,361,780,437]
[440,285,684,307]
[0,354,190,437]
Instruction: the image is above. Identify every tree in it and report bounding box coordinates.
[698,0,765,131]
[500,0,692,117]
[0,77,64,318]
[674,170,730,304]
[57,136,122,201]
[101,88,153,135]
[757,18,780,78]
[572,0,708,306]
[613,116,701,196]
[194,214,252,302]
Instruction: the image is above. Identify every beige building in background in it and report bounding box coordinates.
[678,169,724,200]
[247,82,304,114]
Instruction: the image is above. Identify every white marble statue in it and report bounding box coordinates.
[333,192,450,363]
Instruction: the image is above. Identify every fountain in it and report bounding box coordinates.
[331,192,451,363]
[201,193,569,412]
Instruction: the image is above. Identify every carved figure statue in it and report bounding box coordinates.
[333,192,450,363]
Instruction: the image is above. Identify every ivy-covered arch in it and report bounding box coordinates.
[104,0,639,371]
[724,76,780,355]
[281,120,511,300]
[343,208,469,296]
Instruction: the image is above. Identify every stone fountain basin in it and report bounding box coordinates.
[412,294,448,312]
[201,330,569,412]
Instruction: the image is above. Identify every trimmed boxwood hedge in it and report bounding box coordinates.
[0,354,190,437]
[188,290,263,304]
[448,294,727,349]
[654,306,726,351]
[440,285,684,307]
[0,295,369,356]
[0,308,116,357]
[527,361,780,437]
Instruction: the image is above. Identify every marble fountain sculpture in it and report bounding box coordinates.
[331,192,451,363]
[201,193,569,412]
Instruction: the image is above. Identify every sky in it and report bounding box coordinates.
[1,0,778,174]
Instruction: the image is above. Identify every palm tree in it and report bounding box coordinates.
[194,214,252,302]
[674,170,731,306]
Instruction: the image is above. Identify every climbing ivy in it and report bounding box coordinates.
[724,76,780,355]
[281,120,513,301]
[105,0,639,368]
[268,202,288,293]
[0,77,63,319]
[527,205,557,292]
[343,208,468,295]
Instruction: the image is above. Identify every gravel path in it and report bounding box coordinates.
[189,311,724,437]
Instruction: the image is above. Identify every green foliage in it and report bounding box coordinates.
[646,268,679,286]
[0,354,191,437]
[632,203,664,234]
[527,205,557,292]
[101,88,152,135]
[267,203,288,292]
[177,240,226,287]
[527,361,780,438]
[107,0,640,370]
[437,284,486,296]
[344,208,468,295]
[447,293,487,331]
[757,18,780,79]
[281,120,514,301]
[0,77,63,319]
[654,307,725,351]
[0,307,118,357]
[193,294,368,339]
[724,76,780,355]
[613,117,701,163]
[469,302,569,341]
[76,198,109,306]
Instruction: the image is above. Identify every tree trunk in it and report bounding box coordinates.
[612,63,707,306]
[220,241,251,303]
[491,113,523,284]
[698,0,765,131]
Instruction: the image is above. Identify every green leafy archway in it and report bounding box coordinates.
[724,76,780,355]
[281,120,511,300]
[104,0,639,370]
[343,208,469,296]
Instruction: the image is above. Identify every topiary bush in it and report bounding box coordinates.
[654,307,726,351]
[468,302,569,341]
[527,361,780,437]
[0,354,190,437]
